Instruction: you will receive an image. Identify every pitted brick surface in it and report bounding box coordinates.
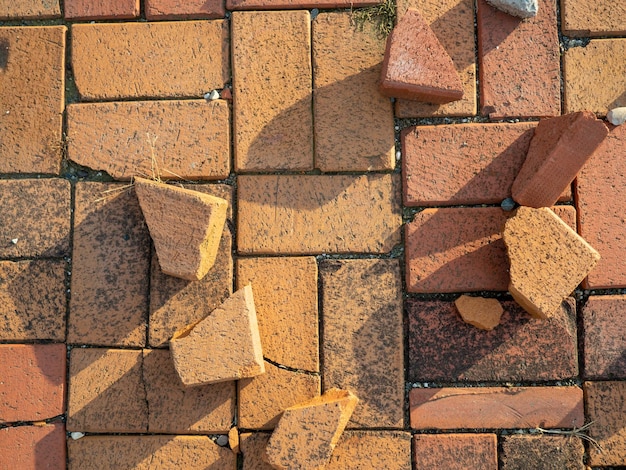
[561,0,626,36]
[227,0,378,8]
[64,0,139,19]
[584,381,626,466]
[145,0,225,19]
[0,424,66,470]
[413,434,498,470]
[501,435,585,470]
[0,0,60,18]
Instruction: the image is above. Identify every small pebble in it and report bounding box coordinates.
[204,90,220,101]
[10,238,18,244]
[607,107,626,126]
[310,8,319,19]
[501,197,516,212]
[70,432,85,440]
[216,435,229,446]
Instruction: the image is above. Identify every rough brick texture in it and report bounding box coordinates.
[145,0,225,19]
[413,434,498,470]
[0,424,66,470]
[64,0,139,19]
[227,0,378,9]
[500,435,585,470]
[0,0,60,18]
[584,381,626,466]
[561,0,626,36]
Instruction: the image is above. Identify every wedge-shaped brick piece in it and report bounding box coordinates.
[485,0,538,18]
[380,9,463,103]
[135,177,228,281]
[455,295,503,330]
[266,389,358,469]
[511,112,608,208]
[170,285,264,386]
[504,207,600,319]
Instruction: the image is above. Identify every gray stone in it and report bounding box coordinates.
[607,107,626,126]
[485,0,538,18]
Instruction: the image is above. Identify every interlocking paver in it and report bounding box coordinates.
[0,0,60,19]
[145,0,225,20]
[561,0,626,36]
[64,0,139,19]
[501,435,584,469]
[413,434,498,470]
[227,0,377,9]
[0,424,66,470]
[584,381,626,466]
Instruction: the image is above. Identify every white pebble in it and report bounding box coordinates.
[10,238,18,244]
[607,107,626,126]
[204,90,220,101]
[70,432,85,440]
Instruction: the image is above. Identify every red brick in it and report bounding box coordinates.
[71,21,229,100]
[313,12,395,171]
[501,435,584,470]
[0,0,60,19]
[232,11,313,171]
[227,0,377,9]
[0,424,66,470]
[0,260,66,341]
[410,386,584,429]
[477,0,560,118]
[576,124,626,288]
[583,295,626,379]
[146,0,225,19]
[413,434,498,470]
[584,381,626,466]
[561,0,626,36]
[67,100,230,181]
[64,0,139,19]
[408,298,578,382]
[0,344,66,423]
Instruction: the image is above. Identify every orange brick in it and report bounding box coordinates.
[0,0,60,18]
[69,183,150,347]
[0,27,65,173]
[71,21,229,100]
[564,40,626,115]
[584,381,626,466]
[146,0,225,19]
[454,295,503,330]
[320,259,404,428]
[236,257,318,372]
[67,100,230,181]
[561,0,626,36]
[64,0,139,19]
[240,433,273,469]
[0,424,66,470]
[413,434,498,470]
[232,11,313,171]
[313,12,395,171]
[327,431,412,470]
[410,386,584,429]
[501,435,585,470]
[237,175,401,254]
[228,0,378,8]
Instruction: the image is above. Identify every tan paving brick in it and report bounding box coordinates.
[71,21,229,100]
[0,0,60,19]
[0,26,65,173]
[237,174,401,254]
[561,0,626,36]
[228,0,378,9]
[0,424,66,470]
[327,431,412,470]
[232,11,313,171]
[313,12,395,171]
[321,259,404,428]
[64,0,139,19]
[501,435,585,470]
[67,100,230,181]
[413,434,498,470]
[146,0,225,19]
[584,381,626,466]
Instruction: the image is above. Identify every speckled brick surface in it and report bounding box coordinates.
[584,381,626,466]
[64,0,139,19]
[561,0,626,36]
[0,0,60,18]
[145,0,225,20]
[0,424,66,470]
[500,435,585,470]
[413,434,498,470]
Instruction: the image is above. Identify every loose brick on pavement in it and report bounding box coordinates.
[64,0,139,19]
[583,295,626,379]
[408,298,578,382]
[321,259,404,428]
[0,424,66,470]
[0,260,66,341]
[238,175,401,254]
[240,433,273,469]
[584,381,626,466]
[232,11,313,171]
[576,121,626,289]
[71,21,229,100]
[227,0,377,10]
[145,0,225,20]
[500,435,585,470]
[0,344,65,423]
[67,100,230,181]
[0,0,60,19]
[313,12,395,172]
[70,183,150,347]
[477,0,560,118]
[410,386,584,429]
[561,0,626,36]
[454,295,503,331]
[563,39,626,115]
[236,257,319,372]
[413,434,498,470]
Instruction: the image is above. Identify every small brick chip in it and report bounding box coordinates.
[454,295,504,330]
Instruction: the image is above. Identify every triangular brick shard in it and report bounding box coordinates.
[485,0,538,18]
[511,112,608,208]
[134,177,228,281]
[455,295,504,330]
[379,9,463,104]
[265,388,358,469]
[169,284,265,386]
[503,207,600,319]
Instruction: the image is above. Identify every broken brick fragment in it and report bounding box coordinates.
[454,295,503,330]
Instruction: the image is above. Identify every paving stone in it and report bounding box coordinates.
[584,381,626,466]
[0,26,65,173]
[0,424,66,470]
[236,257,318,372]
[67,348,147,433]
[410,386,584,429]
[228,0,377,8]
[265,389,358,470]
[313,12,395,171]
[71,21,229,100]
[67,100,230,181]
[454,295,503,330]
[504,207,600,319]
[576,124,626,288]
[320,259,404,428]
[142,349,234,434]
[395,0,476,117]
[70,183,150,347]
[240,433,273,469]
[238,361,320,430]
[64,0,139,19]
[413,434,498,470]
[477,0,560,118]
[561,0,626,36]
[0,260,66,341]
[0,0,60,18]
[68,435,236,469]
[238,174,401,254]
[408,298,578,382]
[145,0,225,19]
[582,295,626,379]
[563,39,626,115]
[512,112,608,208]
[326,431,412,470]
[486,0,537,18]
[500,435,585,470]
[232,11,313,171]
[0,344,65,423]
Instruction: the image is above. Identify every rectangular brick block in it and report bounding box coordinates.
[71,21,229,100]
[0,0,60,20]
[584,381,626,466]
[501,435,585,470]
[410,386,584,429]
[561,0,626,37]
[64,0,139,19]
[67,100,230,181]
[321,259,404,428]
[0,26,65,173]
[477,0,560,118]
[237,174,401,254]
[413,434,498,470]
[0,344,66,423]
[146,0,225,19]
[0,424,66,470]
[227,0,378,9]
[232,11,313,171]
